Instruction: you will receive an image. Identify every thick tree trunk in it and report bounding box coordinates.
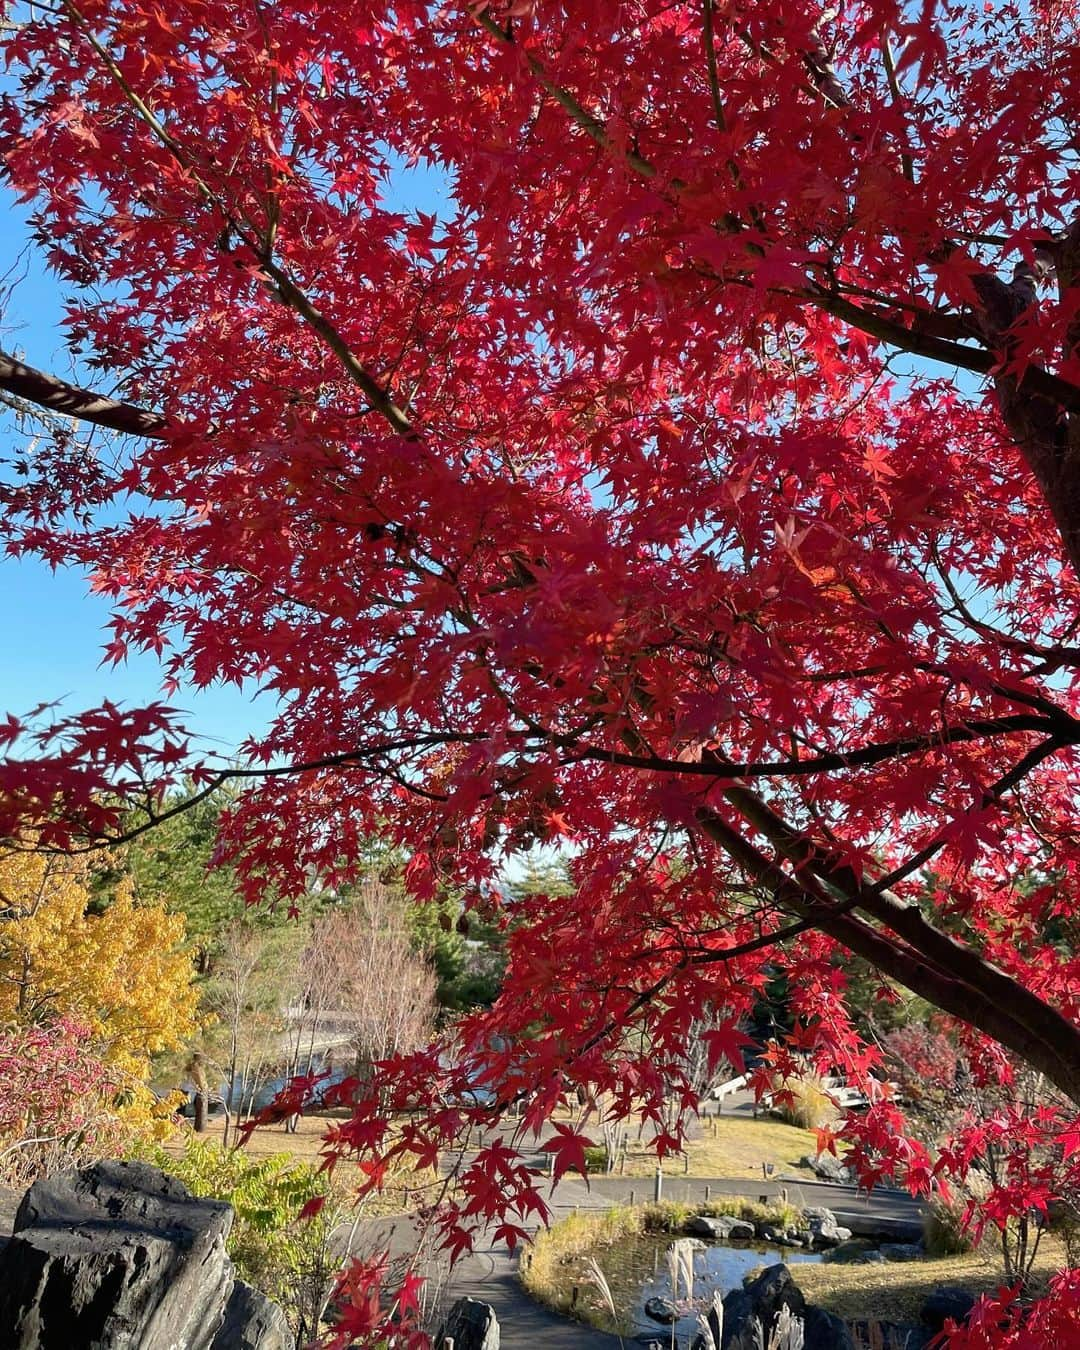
[698,792,1080,1106]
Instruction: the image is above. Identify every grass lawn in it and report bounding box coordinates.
[789,1239,1069,1323]
[163,1111,347,1170]
[615,1114,819,1180]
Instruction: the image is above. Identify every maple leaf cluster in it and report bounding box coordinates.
[3,0,1080,1339]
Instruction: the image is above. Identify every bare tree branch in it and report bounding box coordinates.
[0,350,167,438]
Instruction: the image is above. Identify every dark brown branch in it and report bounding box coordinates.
[687,903,861,964]
[696,791,1080,1103]
[469,23,1080,425]
[96,730,489,847]
[722,785,1080,1102]
[571,712,1072,778]
[873,735,1068,891]
[0,350,167,439]
[810,288,1080,412]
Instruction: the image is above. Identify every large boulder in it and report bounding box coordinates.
[211,1282,293,1350]
[702,1264,855,1350]
[687,1215,755,1241]
[804,1305,855,1350]
[721,1265,805,1350]
[921,1287,977,1333]
[802,1152,853,1184]
[434,1297,500,1350]
[0,1160,293,1350]
[803,1207,851,1247]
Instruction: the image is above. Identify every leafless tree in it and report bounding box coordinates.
[203,920,305,1142]
[299,881,438,1095]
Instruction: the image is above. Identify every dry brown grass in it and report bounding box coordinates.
[613,1114,819,1180]
[790,1238,1069,1323]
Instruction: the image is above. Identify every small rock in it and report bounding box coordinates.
[856,1250,886,1263]
[880,1242,923,1262]
[673,1236,707,1251]
[644,1296,679,1325]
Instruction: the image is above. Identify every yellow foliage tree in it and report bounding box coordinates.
[0,852,198,1128]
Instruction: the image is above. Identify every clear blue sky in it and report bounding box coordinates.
[0,160,451,755]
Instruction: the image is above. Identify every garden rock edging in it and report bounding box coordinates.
[0,1160,293,1350]
[691,1264,854,1350]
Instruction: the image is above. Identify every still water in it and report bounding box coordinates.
[580,1234,822,1343]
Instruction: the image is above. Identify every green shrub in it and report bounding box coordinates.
[583,1145,609,1173]
[133,1136,347,1339]
[640,1199,693,1231]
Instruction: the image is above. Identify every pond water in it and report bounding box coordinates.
[567,1234,823,1344]
[177,1061,356,1118]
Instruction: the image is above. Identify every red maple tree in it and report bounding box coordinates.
[3,0,1080,1338]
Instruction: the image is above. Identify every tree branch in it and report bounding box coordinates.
[873,735,1068,891]
[696,790,1080,1103]
[571,712,1072,778]
[0,350,167,439]
[721,784,1080,1101]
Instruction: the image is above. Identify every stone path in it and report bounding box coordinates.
[449,1175,622,1350]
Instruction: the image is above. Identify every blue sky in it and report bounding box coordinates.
[0,160,451,756]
